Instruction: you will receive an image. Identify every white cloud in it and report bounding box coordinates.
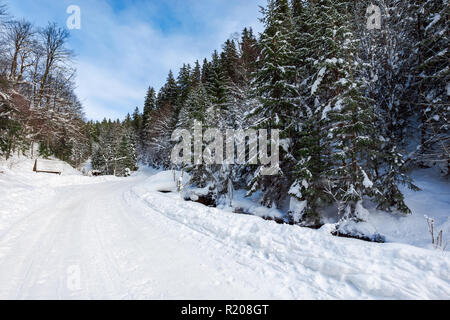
[8,0,266,120]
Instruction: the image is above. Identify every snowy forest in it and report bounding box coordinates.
[1,0,448,228]
[0,0,449,301]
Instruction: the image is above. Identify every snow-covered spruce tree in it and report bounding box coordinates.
[157,70,179,109]
[351,0,420,214]
[356,0,445,176]
[142,87,157,131]
[222,39,240,85]
[225,30,260,131]
[181,34,259,206]
[200,58,209,85]
[116,125,138,176]
[290,1,380,225]
[185,50,231,204]
[177,83,210,129]
[247,0,298,208]
[131,107,143,135]
[141,86,157,164]
[216,37,258,205]
[176,63,192,109]
[374,145,419,213]
[237,28,259,86]
[286,0,329,225]
[146,102,177,169]
[205,50,229,119]
[312,1,413,220]
[226,28,261,191]
[415,0,449,174]
[91,122,119,175]
[90,119,138,176]
[220,39,242,128]
[184,29,262,205]
[142,71,179,168]
[354,1,417,153]
[142,87,156,133]
[191,60,201,87]
[70,129,90,168]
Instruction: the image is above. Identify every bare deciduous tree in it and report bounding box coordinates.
[5,19,35,85]
[35,23,72,108]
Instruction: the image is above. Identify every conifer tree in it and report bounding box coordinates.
[288,0,324,224]
[177,64,192,108]
[117,126,137,176]
[141,87,157,162]
[92,123,119,175]
[415,0,449,174]
[206,51,228,114]
[131,0,434,227]
[201,58,209,85]
[143,72,179,168]
[142,86,156,128]
[247,0,297,208]
[178,84,210,129]
[191,60,201,87]
[238,27,259,84]
[157,71,179,108]
[310,1,383,220]
[222,39,240,84]
[131,107,143,134]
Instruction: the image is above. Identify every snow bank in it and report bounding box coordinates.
[217,189,284,220]
[0,168,56,237]
[139,170,190,192]
[0,156,120,236]
[0,157,121,187]
[142,169,449,250]
[0,166,448,299]
[1,156,80,175]
[367,168,450,249]
[128,171,450,299]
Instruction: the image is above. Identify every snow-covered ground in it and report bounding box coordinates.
[367,168,450,248]
[0,157,449,299]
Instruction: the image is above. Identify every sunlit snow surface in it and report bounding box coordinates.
[0,157,448,299]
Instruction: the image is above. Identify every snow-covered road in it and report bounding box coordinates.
[0,164,449,299]
[0,176,264,299]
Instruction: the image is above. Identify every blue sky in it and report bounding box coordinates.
[6,0,266,120]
